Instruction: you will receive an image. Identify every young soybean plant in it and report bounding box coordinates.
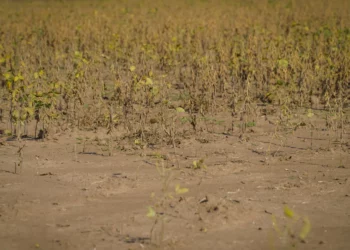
[271,206,311,250]
[146,161,189,247]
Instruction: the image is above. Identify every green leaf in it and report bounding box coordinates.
[307,109,314,118]
[299,217,311,240]
[12,110,20,120]
[175,184,189,194]
[284,206,295,219]
[3,72,12,80]
[20,113,27,121]
[278,59,289,69]
[246,121,256,127]
[192,159,206,169]
[151,86,159,96]
[74,51,82,58]
[146,206,156,218]
[145,77,153,85]
[24,107,35,116]
[176,107,185,113]
[129,65,136,72]
[6,81,12,91]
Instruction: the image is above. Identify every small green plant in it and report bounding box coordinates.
[270,206,311,249]
[192,158,207,170]
[147,161,189,247]
[237,121,256,129]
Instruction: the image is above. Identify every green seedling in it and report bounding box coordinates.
[192,158,207,170]
[271,206,311,249]
[147,161,189,247]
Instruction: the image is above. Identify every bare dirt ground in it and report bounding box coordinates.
[0,110,349,250]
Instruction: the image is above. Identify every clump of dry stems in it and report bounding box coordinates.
[0,0,348,146]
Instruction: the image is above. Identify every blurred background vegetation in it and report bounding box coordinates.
[0,0,349,143]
